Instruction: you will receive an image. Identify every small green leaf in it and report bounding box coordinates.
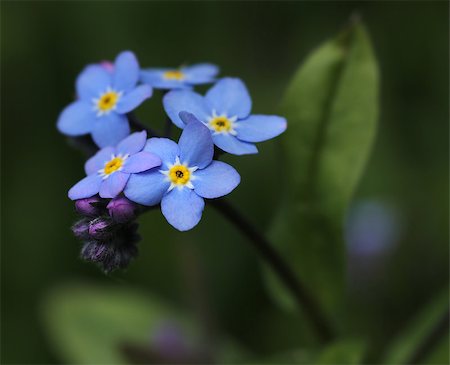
[41,282,197,364]
[384,290,449,364]
[267,21,379,320]
[315,339,366,364]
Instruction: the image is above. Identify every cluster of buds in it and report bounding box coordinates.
[71,196,141,273]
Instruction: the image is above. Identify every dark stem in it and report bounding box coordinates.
[409,310,449,364]
[127,112,160,137]
[209,199,335,343]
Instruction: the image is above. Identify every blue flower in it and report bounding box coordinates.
[124,117,240,231]
[57,51,152,148]
[68,131,161,200]
[140,63,219,90]
[163,77,287,155]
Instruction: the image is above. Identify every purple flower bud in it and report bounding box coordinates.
[71,218,90,240]
[107,197,138,223]
[75,197,103,217]
[80,222,140,273]
[88,217,115,240]
[100,60,114,73]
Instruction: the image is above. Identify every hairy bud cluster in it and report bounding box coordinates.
[71,196,141,272]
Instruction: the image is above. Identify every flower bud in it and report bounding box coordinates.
[71,218,90,240]
[80,223,140,273]
[100,61,114,73]
[107,197,138,223]
[88,217,115,240]
[75,197,103,217]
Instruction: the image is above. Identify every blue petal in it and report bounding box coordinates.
[140,69,191,90]
[212,133,258,155]
[236,115,287,142]
[124,169,169,206]
[122,151,161,173]
[161,188,205,231]
[116,85,152,114]
[193,161,240,199]
[163,90,211,128]
[68,174,103,200]
[99,171,130,198]
[76,65,112,101]
[144,138,180,168]
[205,77,252,119]
[183,63,219,84]
[116,130,147,155]
[178,119,213,168]
[91,113,130,148]
[113,51,139,92]
[57,101,95,136]
[84,146,115,175]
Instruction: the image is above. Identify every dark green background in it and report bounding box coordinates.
[1,1,448,363]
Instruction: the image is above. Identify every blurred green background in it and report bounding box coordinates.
[1,1,448,364]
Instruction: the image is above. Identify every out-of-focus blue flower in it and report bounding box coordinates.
[57,51,152,148]
[140,63,219,90]
[346,199,401,257]
[124,117,240,231]
[68,131,161,200]
[163,77,287,155]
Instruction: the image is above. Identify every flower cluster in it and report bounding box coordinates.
[58,50,287,272]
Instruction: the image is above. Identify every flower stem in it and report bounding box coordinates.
[408,309,449,364]
[209,198,335,343]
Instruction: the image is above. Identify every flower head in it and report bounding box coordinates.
[140,63,219,90]
[57,51,153,148]
[124,117,240,231]
[163,77,287,155]
[68,131,161,200]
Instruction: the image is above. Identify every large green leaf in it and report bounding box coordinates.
[41,282,198,364]
[267,22,379,319]
[384,290,449,364]
[314,339,366,364]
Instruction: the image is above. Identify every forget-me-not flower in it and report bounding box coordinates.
[163,77,287,155]
[68,131,161,200]
[124,114,240,231]
[140,63,219,90]
[57,51,152,148]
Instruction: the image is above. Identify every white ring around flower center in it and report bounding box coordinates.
[92,87,123,117]
[207,110,238,135]
[159,156,198,191]
[98,153,129,179]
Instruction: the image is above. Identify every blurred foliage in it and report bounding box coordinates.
[42,283,196,364]
[268,21,378,323]
[314,339,366,365]
[384,290,449,365]
[42,282,245,364]
[1,1,448,364]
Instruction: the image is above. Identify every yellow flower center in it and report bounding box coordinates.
[168,165,190,185]
[97,91,120,113]
[163,70,185,81]
[209,116,232,133]
[103,157,124,175]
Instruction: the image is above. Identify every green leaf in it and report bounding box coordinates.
[384,290,449,364]
[315,339,366,364]
[267,21,379,318]
[41,282,197,364]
